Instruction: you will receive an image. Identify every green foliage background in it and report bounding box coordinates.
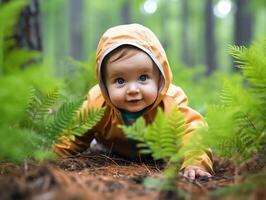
[202,42,266,164]
[0,0,100,162]
[0,0,266,197]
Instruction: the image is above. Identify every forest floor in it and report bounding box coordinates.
[0,148,265,200]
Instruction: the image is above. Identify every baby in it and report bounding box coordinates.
[54,24,213,180]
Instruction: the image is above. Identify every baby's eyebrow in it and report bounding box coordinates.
[138,68,153,74]
[107,70,124,78]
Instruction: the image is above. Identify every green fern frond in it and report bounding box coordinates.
[145,109,167,159]
[230,45,248,69]
[47,100,83,141]
[230,42,266,105]
[71,107,106,136]
[120,116,147,142]
[207,105,259,161]
[156,108,185,159]
[24,86,107,149]
[218,82,263,160]
[220,79,250,107]
[205,104,239,158]
[122,107,188,161]
[242,43,266,85]
[122,107,188,193]
[165,107,185,149]
[26,87,60,125]
[204,41,266,164]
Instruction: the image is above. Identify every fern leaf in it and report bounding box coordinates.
[71,107,106,136]
[122,107,188,162]
[120,117,147,142]
[146,108,168,159]
[26,87,59,126]
[230,42,266,108]
[47,101,82,141]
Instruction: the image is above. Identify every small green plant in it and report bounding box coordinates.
[196,40,266,197]
[121,108,185,161]
[121,107,202,196]
[24,87,106,151]
[0,87,106,162]
[202,41,266,167]
[0,0,106,163]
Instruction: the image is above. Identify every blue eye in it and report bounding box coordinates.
[139,75,148,81]
[115,78,125,84]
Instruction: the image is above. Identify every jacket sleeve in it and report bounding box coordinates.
[52,84,105,157]
[165,84,214,174]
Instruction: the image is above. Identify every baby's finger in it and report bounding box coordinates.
[183,170,189,178]
[196,169,211,177]
[188,169,196,180]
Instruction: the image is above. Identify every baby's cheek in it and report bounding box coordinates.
[143,90,158,104]
[145,84,158,95]
[109,89,124,103]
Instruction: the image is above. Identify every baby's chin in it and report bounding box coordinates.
[123,107,145,113]
[122,104,152,113]
[116,101,155,113]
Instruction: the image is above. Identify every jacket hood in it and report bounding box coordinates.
[96,23,173,112]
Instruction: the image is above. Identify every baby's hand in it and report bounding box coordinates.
[182,165,211,180]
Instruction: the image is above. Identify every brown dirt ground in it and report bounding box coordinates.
[0,149,265,200]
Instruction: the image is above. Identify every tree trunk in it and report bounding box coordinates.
[70,0,82,60]
[161,3,169,51]
[180,0,191,66]
[15,0,42,50]
[233,0,254,71]
[121,0,131,24]
[204,0,217,76]
[234,0,253,47]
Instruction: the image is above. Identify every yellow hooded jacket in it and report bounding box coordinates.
[54,24,213,173]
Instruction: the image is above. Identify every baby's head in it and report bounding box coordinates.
[102,45,161,112]
[96,24,172,113]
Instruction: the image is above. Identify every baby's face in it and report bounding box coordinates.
[104,50,160,112]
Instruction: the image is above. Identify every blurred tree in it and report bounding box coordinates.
[0,0,41,75]
[0,0,41,58]
[40,0,70,76]
[121,0,131,24]
[180,0,191,66]
[234,0,254,47]
[188,1,205,66]
[160,2,170,51]
[204,0,217,76]
[0,0,10,3]
[70,0,82,60]
[15,0,42,50]
[233,0,254,72]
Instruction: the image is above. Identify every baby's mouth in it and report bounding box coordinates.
[127,99,142,103]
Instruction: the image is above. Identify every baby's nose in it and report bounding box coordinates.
[127,83,140,94]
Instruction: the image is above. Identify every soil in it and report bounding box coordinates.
[0,149,265,200]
